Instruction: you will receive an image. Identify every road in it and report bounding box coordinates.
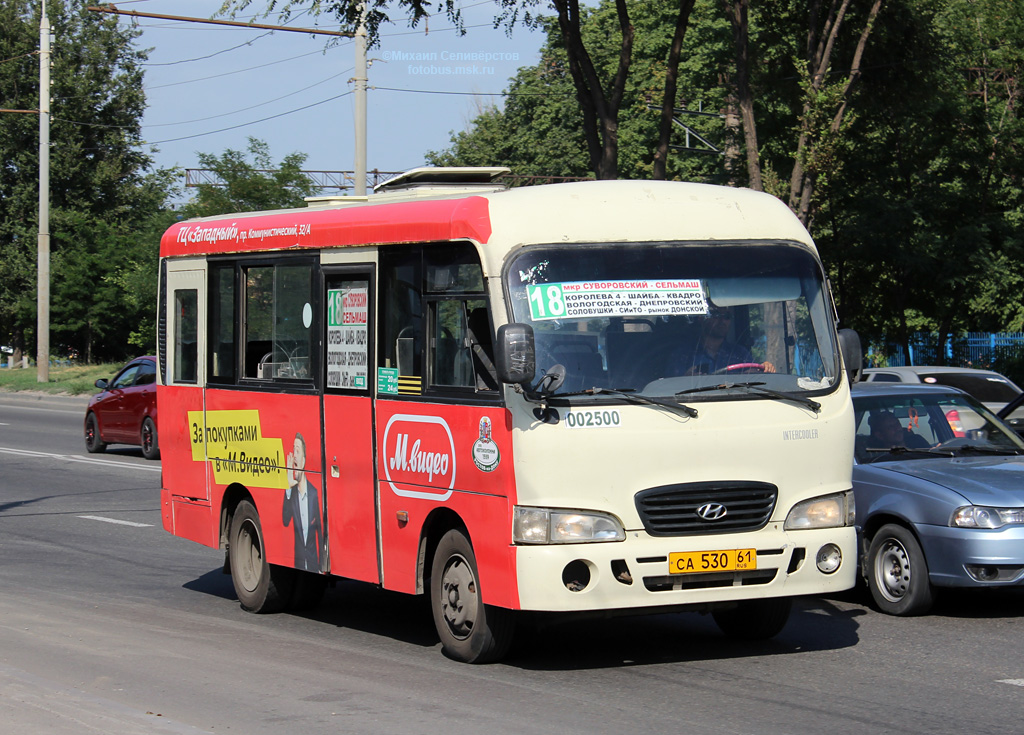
[1,391,1022,734]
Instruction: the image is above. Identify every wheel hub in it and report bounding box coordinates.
[237,521,262,593]
[440,555,478,639]
[876,539,911,602]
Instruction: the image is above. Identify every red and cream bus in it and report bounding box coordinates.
[158,168,859,663]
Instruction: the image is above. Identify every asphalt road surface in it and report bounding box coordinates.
[1,391,1022,734]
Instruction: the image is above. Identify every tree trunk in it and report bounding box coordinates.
[722,91,743,187]
[788,0,882,227]
[552,0,634,179]
[724,0,762,191]
[653,0,697,180]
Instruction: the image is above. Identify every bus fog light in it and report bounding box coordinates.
[815,544,842,574]
[562,560,593,592]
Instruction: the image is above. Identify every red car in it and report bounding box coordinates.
[84,356,160,459]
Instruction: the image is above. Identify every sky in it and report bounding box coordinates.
[119,1,544,194]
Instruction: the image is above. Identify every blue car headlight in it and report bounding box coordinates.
[951,506,1024,529]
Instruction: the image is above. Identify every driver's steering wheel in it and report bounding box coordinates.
[713,362,765,375]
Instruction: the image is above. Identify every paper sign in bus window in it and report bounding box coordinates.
[526,280,708,321]
[327,284,369,389]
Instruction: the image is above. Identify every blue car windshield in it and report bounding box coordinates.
[505,241,839,399]
[852,391,1024,463]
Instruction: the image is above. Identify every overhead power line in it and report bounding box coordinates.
[87,4,371,194]
[86,6,354,38]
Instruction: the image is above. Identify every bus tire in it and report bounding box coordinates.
[712,597,792,640]
[85,413,106,453]
[228,499,294,613]
[140,417,160,460]
[430,529,514,663]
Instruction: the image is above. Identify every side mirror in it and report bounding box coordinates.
[496,323,536,385]
[838,328,862,384]
[95,378,109,390]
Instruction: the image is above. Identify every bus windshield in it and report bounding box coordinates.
[505,241,840,398]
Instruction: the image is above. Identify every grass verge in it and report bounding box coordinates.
[0,363,121,396]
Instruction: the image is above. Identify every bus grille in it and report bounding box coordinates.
[635,481,777,536]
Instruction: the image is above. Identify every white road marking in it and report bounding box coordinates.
[998,679,1024,687]
[78,515,154,528]
[0,445,161,472]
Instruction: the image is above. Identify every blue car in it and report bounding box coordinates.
[852,382,1024,615]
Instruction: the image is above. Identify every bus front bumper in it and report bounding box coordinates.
[513,525,856,612]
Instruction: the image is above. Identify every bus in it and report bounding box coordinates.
[158,167,859,663]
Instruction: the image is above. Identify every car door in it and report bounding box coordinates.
[119,360,156,444]
[97,362,141,441]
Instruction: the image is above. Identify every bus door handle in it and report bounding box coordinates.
[331,459,340,478]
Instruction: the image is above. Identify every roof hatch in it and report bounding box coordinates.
[373,166,510,194]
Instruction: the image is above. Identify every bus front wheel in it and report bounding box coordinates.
[430,529,514,663]
[228,499,294,613]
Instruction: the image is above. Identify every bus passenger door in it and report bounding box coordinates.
[321,268,380,584]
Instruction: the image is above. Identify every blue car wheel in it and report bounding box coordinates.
[867,523,934,616]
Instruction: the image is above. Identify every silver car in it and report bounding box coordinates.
[852,382,1024,615]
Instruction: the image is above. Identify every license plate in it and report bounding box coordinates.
[669,549,757,575]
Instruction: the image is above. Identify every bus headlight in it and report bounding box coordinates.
[513,507,626,544]
[784,490,855,530]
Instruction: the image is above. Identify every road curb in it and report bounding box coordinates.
[0,390,92,409]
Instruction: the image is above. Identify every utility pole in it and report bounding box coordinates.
[37,2,50,382]
[353,4,368,196]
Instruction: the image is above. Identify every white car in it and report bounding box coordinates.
[863,366,1021,412]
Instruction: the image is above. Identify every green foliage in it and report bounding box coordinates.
[219,0,446,49]
[429,0,1024,359]
[0,1,177,363]
[179,137,320,218]
[428,1,730,182]
[0,361,123,395]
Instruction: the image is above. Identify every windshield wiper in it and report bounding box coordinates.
[550,386,698,418]
[866,446,956,458]
[675,381,821,412]
[945,444,1024,456]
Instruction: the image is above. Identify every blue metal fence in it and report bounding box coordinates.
[868,332,1024,368]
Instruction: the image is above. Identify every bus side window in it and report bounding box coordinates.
[236,262,315,382]
[173,289,198,384]
[209,265,235,382]
[380,248,424,388]
[424,245,494,393]
[430,299,473,387]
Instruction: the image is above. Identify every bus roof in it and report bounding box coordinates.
[159,177,814,269]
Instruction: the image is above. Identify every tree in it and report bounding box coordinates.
[179,138,319,219]
[0,1,176,363]
[785,0,884,226]
[224,0,701,180]
[429,0,728,184]
[815,0,1024,361]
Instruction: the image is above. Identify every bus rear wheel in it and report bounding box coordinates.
[228,499,294,613]
[712,597,792,640]
[430,529,514,663]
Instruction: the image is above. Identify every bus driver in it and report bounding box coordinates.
[673,306,776,375]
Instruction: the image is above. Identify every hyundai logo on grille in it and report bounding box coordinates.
[696,502,728,521]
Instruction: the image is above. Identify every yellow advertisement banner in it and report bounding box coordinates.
[187,409,288,489]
